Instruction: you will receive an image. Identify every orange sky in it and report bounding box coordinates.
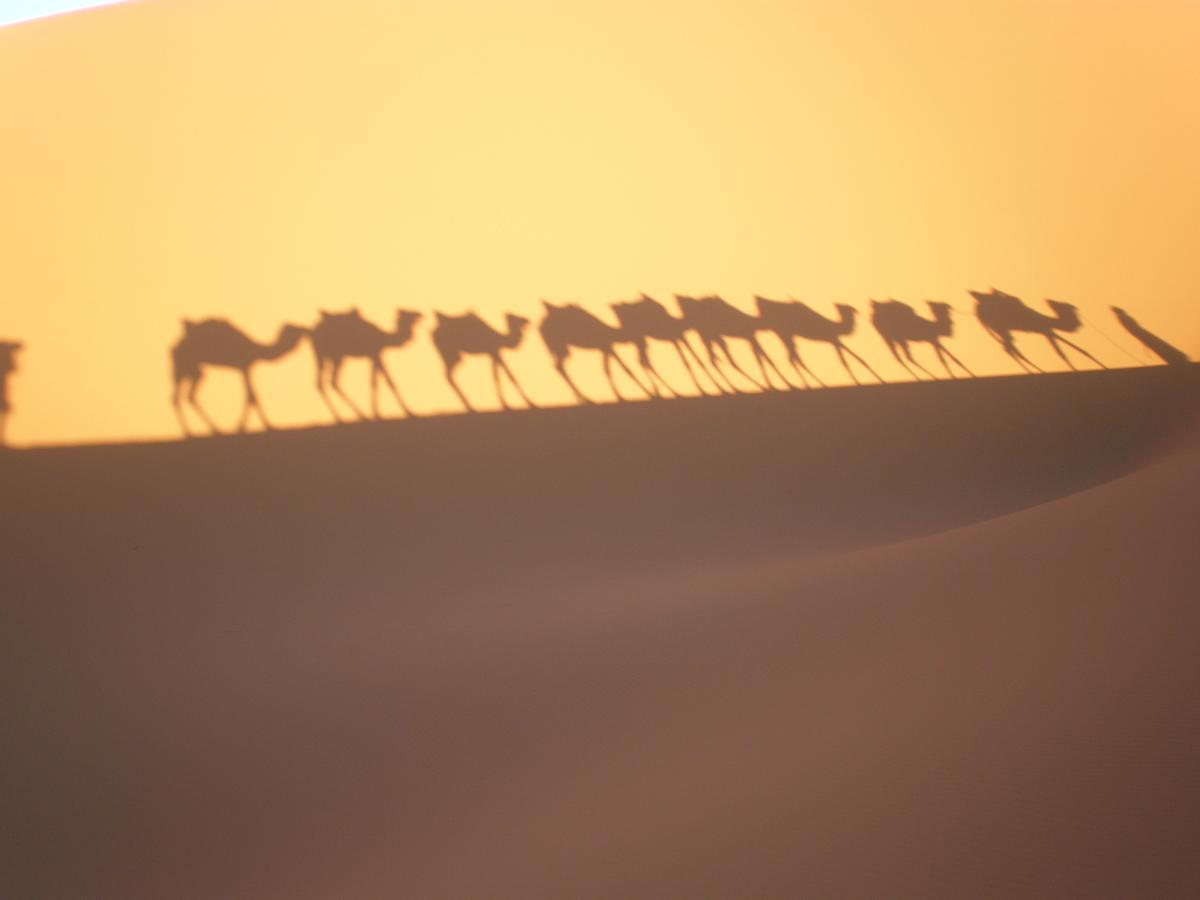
[1,0,1197,445]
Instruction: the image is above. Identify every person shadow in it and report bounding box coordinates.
[1112,307,1190,367]
[1,340,23,447]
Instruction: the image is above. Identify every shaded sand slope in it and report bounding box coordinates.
[3,366,1199,897]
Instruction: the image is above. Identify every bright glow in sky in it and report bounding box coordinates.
[0,0,133,28]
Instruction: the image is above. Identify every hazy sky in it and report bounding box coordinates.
[1,0,1197,445]
[0,0,133,28]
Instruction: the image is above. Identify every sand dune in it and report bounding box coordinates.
[4,366,1198,898]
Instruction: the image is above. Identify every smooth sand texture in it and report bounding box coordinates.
[4,366,1199,898]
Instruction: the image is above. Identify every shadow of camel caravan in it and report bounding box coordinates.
[153,287,1199,437]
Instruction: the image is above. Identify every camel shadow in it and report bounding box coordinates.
[170,318,309,436]
[431,310,537,412]
[971,289,1104,373]
[610,295,729,399]
[539,301,655,404]
[754,296,884,386]
[1,339,23,447]
[870,299,973,379]
[312,307,423,421]
[675,294,789,393]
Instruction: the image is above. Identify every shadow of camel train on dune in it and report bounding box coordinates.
[164,290,1188,436]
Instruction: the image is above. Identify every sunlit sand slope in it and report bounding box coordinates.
[4,365,1198,898]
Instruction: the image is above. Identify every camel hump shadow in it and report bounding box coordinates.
[431,310,535,412]
[1112,307,1190,367]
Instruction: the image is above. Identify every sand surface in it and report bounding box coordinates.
[4,366,1199,898]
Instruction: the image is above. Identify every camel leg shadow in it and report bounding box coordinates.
[316,359,345,423]
[495,354,535,409]
[885,340,921,381]
[551,351,593,405]
[713,337,769,392]
[441,357,476,412]
[182,373,222,436]
[935,342,974,378]
[901,342,935,380]
[786,338,825,388]
[329,358,368,420]
[1048,334,1106,370]
[675,339,727,395]
[835,342,885,384]
[603,351,653,401]
[374,359,415,417]
[633,341,679,399]
[752,338,798,391]
[238,369,272,432]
